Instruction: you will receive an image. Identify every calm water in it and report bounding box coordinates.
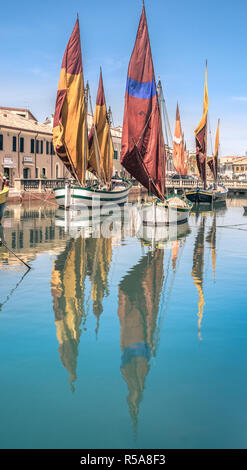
[0,197,247,449]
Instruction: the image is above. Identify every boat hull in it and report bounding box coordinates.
[140,221,191,247]
[54,181,132,209]
[142,200,191,226]
[186,187,228,204]
[0,188,9,223]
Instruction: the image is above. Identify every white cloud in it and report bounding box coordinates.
[232,96,247,102]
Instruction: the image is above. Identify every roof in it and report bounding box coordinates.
[0,106,37,121]
[0,110,52,136]
[232,157,247,165]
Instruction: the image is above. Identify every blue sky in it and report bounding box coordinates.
[0,0,246,155]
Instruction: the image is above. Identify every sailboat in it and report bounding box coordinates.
[120,3,192,226]
[53,18,132,210]
[0,185,9,224]
[185,64,228,204]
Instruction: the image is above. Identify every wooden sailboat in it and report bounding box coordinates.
[0,186,9,224]
[120,3,192,226]
[53,18,132,210]
[186,64,227,204]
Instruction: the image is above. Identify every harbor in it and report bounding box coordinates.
[1,0,247,457]
[0,196,247,449]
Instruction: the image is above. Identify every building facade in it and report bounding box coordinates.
[0,107,126,187]
[0,107,66,186]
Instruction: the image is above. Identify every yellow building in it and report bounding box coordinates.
[0,107,65,185]
[0,107,126,187]
[232,157,247,175]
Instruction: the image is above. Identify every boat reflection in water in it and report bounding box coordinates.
[117,248,164,432]
[51,230,112,391]
[117,222,191,432]
[52,205,191,415]
[191,207,223,340]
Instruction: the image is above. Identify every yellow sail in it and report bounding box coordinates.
[53,18,88,184]
[88,70,114,184]
[195,63,209,136]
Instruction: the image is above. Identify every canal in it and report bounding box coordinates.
[0,197,247,449]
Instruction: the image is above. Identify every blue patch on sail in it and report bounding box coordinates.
[126,77,156,99]
[121,342,151,367]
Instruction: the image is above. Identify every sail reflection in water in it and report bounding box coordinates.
[117,249,164,431]
[191,210,219,340]
[51,234,112,390]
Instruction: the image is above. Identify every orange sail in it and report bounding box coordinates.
[173,104,187,175]
[53,18,88,184]
[88,69,114,184]
[208,119,219,181]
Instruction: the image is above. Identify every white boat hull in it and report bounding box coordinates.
[54,182,132,209]
[142,201,191,226]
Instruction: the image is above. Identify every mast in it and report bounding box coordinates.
[88,84,103,183]
[107,106,112,186]
[208,118,219,182]
[83,83,89,186]
[194,61,209,190]
[157,80,166,196]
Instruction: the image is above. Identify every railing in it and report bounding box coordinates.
[13,177,247,193]
[166,179,247,190]
[14,178,66,192]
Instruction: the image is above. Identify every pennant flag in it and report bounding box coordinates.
[194,63,209,185]
[120,5,166,199]
[53,18,88,184]
[88,70,114,183]
[208,119,219,180]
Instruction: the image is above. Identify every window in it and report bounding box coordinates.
[19,231,23,249]
[23,168,30,179]
[41,168,46,177]
[30,139,34,153]
[12,136,17,152]
[40,140,43,154]
[36,140,39,154]
[20,137,24,153]
[50,142,55,155]
[114,150,118,160]
[46,141,49,155]
[56,164,59,179]
[236,166,239,171]
[35,168,39,178]
[0,134,3,150]
[241,166,244,171]
[12,232,16,249]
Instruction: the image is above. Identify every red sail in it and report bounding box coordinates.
[120,5,166,200]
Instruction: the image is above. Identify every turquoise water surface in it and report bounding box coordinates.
[0,198,247,449]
